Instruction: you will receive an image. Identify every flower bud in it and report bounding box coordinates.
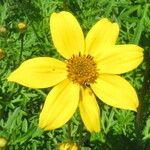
[17,22,27,31]
[0,137,7,147]
[0,48,4,59]
[0,26,7,33]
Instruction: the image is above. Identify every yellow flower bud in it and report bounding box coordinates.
[0,48,5,59]
[59,142,79,150]
[17,22,27,31]
[0,137,7,147]
[0,26,7,33]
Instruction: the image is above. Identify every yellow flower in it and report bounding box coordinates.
[17,22,27,31]
[59,143,78,150]
[8,11,143,132]
[0,137,7,147]
[0,26,7,33]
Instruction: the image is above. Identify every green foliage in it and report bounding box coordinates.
[143,118,150,140]
[0,0,150,149]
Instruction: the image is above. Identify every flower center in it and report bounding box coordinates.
[67,54,99,85]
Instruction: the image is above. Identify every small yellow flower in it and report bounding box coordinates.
[0,48,4,59]
[8,11,143,132]
[60,143,78,150]
[0,137,7,147]
[0,26,7,33]
[17,22,27,31]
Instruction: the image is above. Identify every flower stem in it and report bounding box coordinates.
[136,47,150,149]
[67,120,72,141]
[79,121,83,147]
[63,0,69,11]
[136,66,150,130]
[18,33,24,64]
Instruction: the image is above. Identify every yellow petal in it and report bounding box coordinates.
[50,11,85,59]
[85,18,119,57]
[91,74,139,111]
[79,87,100,132]
[96,44,143,74]
[39,79,80,130]
[8,57,67,88]
[60,143,78,150]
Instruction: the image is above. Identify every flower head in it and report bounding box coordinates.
[59,142,78,150]
[8,11,143,132]
[0,26,7,33]
[0,137,7,148]
[17,22,27,31]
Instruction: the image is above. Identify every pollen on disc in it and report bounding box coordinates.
[67,54,99,85]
